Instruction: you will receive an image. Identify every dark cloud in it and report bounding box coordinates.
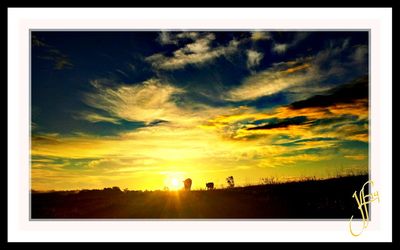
[311,114,359,127]
[43,49,74,70]
[245,92,290,109]
[247,116,309,130]
[330,118,368,130]
[32,34,73,70]
[147,119,169,126]
[32,134,61,145]
[247,114,360,132]
[279,137,337,147]
[278,146,340,157]
[289,76,368,109]
[339,140,369,150]
[76,119,146,136]
[32,35,47,47]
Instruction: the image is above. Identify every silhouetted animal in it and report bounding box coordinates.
[206,182,214,190]
[183,178,192,191]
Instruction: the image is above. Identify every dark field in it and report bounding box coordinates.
[31,175,368,219]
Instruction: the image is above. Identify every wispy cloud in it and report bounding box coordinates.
[32,83,368,190]
[246,49,263,69]
[32,35,47,47]
[250,31,272,41]
[272,44,288,54]
[157,31,200,45]
[226,38,365,102]
[146,33,239,70]
[226,59,313,101]
[83,77,251,129]
[39,48,73,70]
[116,69,129,78]
[272,32,309,54]
[352,45,368,65]
[73,111,121,124]
[158,31,177,45]
[32,33,73,70]
[344,154,367,160]
[84,79,185,123]
[207,76,368,148]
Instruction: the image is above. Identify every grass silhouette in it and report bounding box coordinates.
[31,175,368,219]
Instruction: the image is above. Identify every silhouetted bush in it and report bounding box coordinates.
[261,177,278,185]
[206,182,214,190]
[102,186,122,192]
[226,176,234,188]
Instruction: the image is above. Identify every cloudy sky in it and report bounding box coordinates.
[31,31,369,191]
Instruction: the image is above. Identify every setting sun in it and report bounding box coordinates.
[164,174,183,190]
[171,178,180,189]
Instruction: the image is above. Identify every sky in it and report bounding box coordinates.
[31,31,369,191]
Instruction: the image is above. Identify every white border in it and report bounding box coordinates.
[8,8,392,242]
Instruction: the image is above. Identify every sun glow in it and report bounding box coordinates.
[171,178,179,187]
[164,174,183,191]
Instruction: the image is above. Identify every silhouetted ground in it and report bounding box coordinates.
[31,175,368,219]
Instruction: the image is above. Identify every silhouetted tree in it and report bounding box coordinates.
[206,182,214,190]
[183,178,192,191]
[226,176,234,188]
[103,186,121,192]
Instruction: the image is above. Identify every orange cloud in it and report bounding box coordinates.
[284,63,311,74]
[344,155,367,160]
